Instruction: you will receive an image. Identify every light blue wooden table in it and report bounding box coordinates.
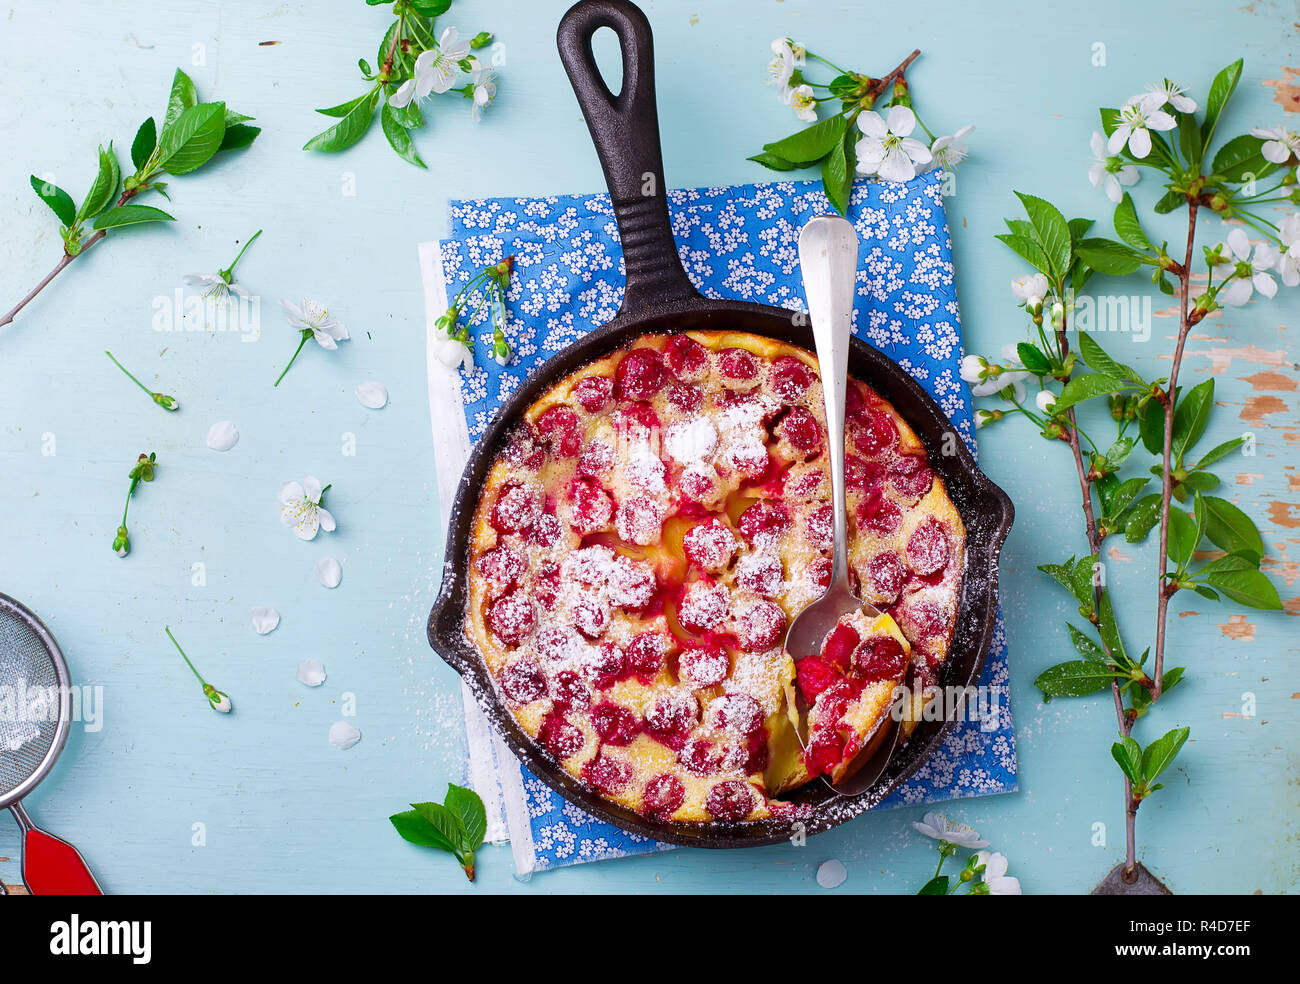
[1,0,1295,894]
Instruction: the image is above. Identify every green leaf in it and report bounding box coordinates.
[1153,189,1184,214]
[1036,660,1117,700]
[75,144,121,223]
[917,875,950,895]
[390,810,457,852]
[1191,437,1245,470]
[1124,493,1162,542]
[1196,550,1261,576]
[1014,342,1051,374]
[317,92,376,118]
[411,0,452,14]
[163,68,198,129]
[1070,555,1097,610]
[131,117,157,171]
[157,102,227,174]
[219,123,261,153]
[827,73,858,98]
[1167,507,1199,567]
[1203,566,1281,609]
[1096,588,1128,666]
[994,231,1051,276]
[1110,736,1143,786]
[1202,495,1264,555]
[761,114,848,166]
[1141,727,1190,784]
[1102,436,1135,471]
[820,126,855,217]
[388,97,422,129]
[1015,191,1072,278]
[1075,238,1150,276]
[1171,379,1213,463]
[1210,134,1273,183]
[304,90,379,152]
[1182,470,1220,493]
[1202,59,1243,147]
[1054,373,1124,412]
[223,108,254,127]
[29,174,76,227]
[1106,477,1152,522]
[91,204,175,229]
[411,800,468,851]
[380,102,426,168]
[1162,666,1186,693]
[749,151,798,171]
[444,784,487,851]
[1112,193,1152,251]
[1037,559,1077,595]
[1067,623,1107,664]
[1075,332,1127,381]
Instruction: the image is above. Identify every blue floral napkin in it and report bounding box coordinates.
[438,169,1016,873]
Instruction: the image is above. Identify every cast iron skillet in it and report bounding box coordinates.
[427,0,1014,848]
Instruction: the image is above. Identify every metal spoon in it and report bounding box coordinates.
[786,215,903,797]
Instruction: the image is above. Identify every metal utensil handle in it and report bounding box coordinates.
[798,216,860,589]
[557,0,698,315]
[11,802,102,895]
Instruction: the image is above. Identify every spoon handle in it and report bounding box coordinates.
[798,216,860,591]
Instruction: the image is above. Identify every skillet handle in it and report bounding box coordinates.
[558,0,699,315]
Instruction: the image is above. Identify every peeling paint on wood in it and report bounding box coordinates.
[1219,614,1256,640]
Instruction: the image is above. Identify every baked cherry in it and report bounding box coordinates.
[778,407,823,454]
[866,551,907,603]
[679,466,718,503]
[717,347,758,382]
[806,504,835,553]
[608,555,656,609]
[769,355,814,402]
[855,635,907,681]
[584,641,626,688]
[680,738,726,776]
[645,691,700,749]
[906,517,950,575]
[532,560,561,606]
[852,409,899,458]
[485,591,535,646]
[785,468,826,500]
[500,659,546,704]
[858,490,902,536]
[642,773,686,816]
[525,513,563,548]
[734,600,786,652]
[897,596,946,639]
[550,669,591,710]
[491,482,542,533]
[616,493,663,547]
[573,374,614,413]
[821,623,860,670]
[476,545,525,596]
[678,641,729,687]
[665,380,703,412]
[565,476,614,534]
[723,441,771,479]
[735,553,783,597]
[614,347,667,401]
[806,556,833,592]
[583,755,632,793]
[796,656,838,701]
[682,518,738,573]
[591,701,641,745]
[890,454,934,500]
[711,693,764,735]
[704,779,756,820]
[573,595,610,640]
[804,731,845,777]
[502,429,546,471]
[540,714,585,760]
[626,631,669,677]
[844,454,883,493]
[535,405,583,458]
[577,439,614,478]
[663,334,708,381]
[844,384,870,424]
[737,499,791,543]
[534,625,569,665]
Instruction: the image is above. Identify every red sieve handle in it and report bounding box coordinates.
[23,828,102,895]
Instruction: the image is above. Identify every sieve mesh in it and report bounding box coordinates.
[0,605,61,797]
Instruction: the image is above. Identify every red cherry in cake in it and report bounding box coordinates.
[733,600,787,652]
[844,384,869,425]
[906,517,950,575]
[491,482,542,533]
[583,754,633,793]
[796,656,838,701]
[626,631,669,678]
[565,476,614,534]
[502,430,546,471]
[608,555,656,609]
[550,669,591,710]
[890,454,934,500]
[680,738,726,776]
[534,625,569,665]
[616,493,663,546]
[723,441,772,479]
[737,499,790,543]
[591,701,641,745]
[821,622,860,670]
[573,596,610,640]
[785,468,826,501]
[532,560,561,606]
[500,659,546,704]
[806,504,835,553]
[711,693,764,735]
[855,635,908,682]
[844,454,883,493]
[679,466,718,503]
[858,489,902,536]
[573,374,614,413]
[717,347,759,383]
[896,596,946,639]
[682,518,738,573]
[805,731,845,777]
[777,407,824,455]
[769,355,814,403]
[704,779,756,821]
[664,335,708,381]
[678,581,730,633]
[527,514,563,549]
[665,380,703,412]
[866,550,907,603]
[735,553,784,597]
[535,405,583,458]
[614,347,667,401]
[643,773,686,817]
[485,591,535,646]
[476,545,525,596]
[540,714,585,760]
[678,641,729,687]
[806,556,833,592]
[577,439,614,479]
[584,641,626,687]
[645,690,700,750]
[852,409,899,457]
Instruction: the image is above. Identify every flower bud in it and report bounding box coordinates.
[1026,295,1043,316]
[1050,302,1064,328]
[470,31,493,49]
[113,526,130,557]
[1035,390,1057,414]
[154,393,180,411]
[491,328,512,366]
[204,683,232,714]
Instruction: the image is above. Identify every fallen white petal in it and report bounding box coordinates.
[206,420,239,452]
[817,858,848,889]
[329,720,361,750]
[297,658,327,687]
[316,556,342,588]
[251,606,280,635]
[355,380,388,409]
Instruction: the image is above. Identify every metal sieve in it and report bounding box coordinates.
[0,593,101,894]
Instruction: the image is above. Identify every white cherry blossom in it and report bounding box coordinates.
[912,811,989,849]
[1088,131,1140,202]
[1249,125,1300,165]
[929,125,974,170]
[279,475,336,541]
[1010,272,1050,304]
[1220,228,1278,306]
[788,84,817,123]
[1143,79,1197,114]
[856,106,932,183]
[975,851,1022,895]
[1108,94,1177,159]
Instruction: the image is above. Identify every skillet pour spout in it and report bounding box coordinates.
[426,0,1015,849]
